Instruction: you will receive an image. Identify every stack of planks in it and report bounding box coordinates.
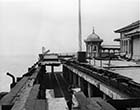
[0,66,47,110]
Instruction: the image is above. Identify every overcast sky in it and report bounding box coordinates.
[0,0,139,55]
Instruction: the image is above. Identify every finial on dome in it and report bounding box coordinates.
[92,26,95,34]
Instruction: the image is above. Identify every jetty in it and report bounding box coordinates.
[0,51,140,110]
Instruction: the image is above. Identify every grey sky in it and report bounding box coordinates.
[0,0,139,55]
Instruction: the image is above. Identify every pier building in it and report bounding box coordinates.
[115,20,140,61]
[85,28,120,61]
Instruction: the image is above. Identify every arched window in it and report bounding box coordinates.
[93,46,97,51]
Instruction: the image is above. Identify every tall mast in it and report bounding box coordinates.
[78,0,82,51]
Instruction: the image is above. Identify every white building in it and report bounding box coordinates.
[115,20,140,61]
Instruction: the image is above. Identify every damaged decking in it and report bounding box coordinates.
[0,59,117,110]
[2,53,139,110]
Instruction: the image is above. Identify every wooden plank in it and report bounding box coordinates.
[25,100,48,110]
[11,79,35,110]
[34,100,47,110]
[30,67,41,79]
[89,98,116,110]
[48,98,67,110]
[24,100,35,110]
[24,84,40,110]
[74,91,101,110]
[27,84,40,100]
[0,67,41,110]
[0,77,29,105]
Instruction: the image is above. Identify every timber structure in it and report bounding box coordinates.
[0,52,140,110]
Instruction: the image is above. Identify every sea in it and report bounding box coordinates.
[0,54,62,92]
[0,55,38,92]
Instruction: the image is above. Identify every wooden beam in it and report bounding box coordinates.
[74,91,116,110]
[89,98,116,110]
[107,98,140,108]
[0,77,29,105]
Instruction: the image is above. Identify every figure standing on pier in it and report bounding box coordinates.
[67,85,74,110]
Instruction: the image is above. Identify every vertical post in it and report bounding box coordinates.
[51,65,54,74]
[128,39,129,54]
[78,76,81,88]
[100,59,102,67]
[88,83,91,98]
[78,0,82,51]
[94,52,96,66]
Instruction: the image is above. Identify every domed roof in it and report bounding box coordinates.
[85,28,103,43]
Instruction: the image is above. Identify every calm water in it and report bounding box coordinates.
[0,55,38,92]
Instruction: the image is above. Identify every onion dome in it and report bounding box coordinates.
[85,27,103,43]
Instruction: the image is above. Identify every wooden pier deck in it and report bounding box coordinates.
[0,60,116,110]
[2,53,139,110]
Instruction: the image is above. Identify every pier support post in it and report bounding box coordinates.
[51,65,54,74]
[80,77,84,92]
[88,83,92,98]
[75,74,79,87]
[80,78,88,97]
[67,69,70,83]
[90,85,103,97]
[69,70,72,84]
[63,66,68,80]
[78,76,81,88]
[73,74,76,87]
[83,80,88,97]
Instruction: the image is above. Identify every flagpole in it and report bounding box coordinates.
[78,0,82,51]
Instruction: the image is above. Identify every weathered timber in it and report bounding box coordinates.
[26,84,40,100]
[0,77,29,105]
[62,59,140,98]
[24,84,40,110]
[74,91,101,110]
[0,93,8,100]
[11,79,35,110]
[74,91,116,110]
[24,100,47,110]
[48,98,67,110]
[89,98,116,110]
[34,100,47,110]
[0,65,42,110]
